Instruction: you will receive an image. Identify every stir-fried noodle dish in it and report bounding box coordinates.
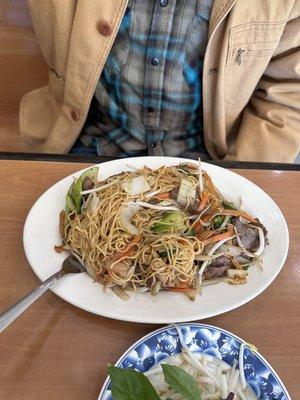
[57,163,268,300]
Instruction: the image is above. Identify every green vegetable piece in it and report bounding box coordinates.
[67,167,99,214]
[212,215,225,229]
[178,164,197,177]
[178,164,190,173]
[65,193,76,216]
[185,229,195,237]
[108,365,160,400]
[162,364,202,400]
[152,212,185,234]
[222,200,236,210]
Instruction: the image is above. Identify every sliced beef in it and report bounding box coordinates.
[254,218,269,244]
[170,187,179,200]
[203,255,232,280]
[232,217,259,251]
[204,264,229,280]
[82,176,94,191]
[82,176,94,201]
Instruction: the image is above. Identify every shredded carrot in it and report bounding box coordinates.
[154,192,170,200]
[198,190,209,211]
[201,209,257,224]
[217,209,257,223]
[194,221,204,235]
[54,245,65,253]
[166,286,192,292]
[197,230,214,241]
[203,172,219,198]
[114,235,142,261]
[202,227,234,246]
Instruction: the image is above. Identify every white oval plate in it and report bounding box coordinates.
[23,156,289,323]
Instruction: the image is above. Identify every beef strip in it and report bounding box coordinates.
[254,218,269,244]
[82,176,94,201]
[82,176,94,191]
[170,187,179,200]
[232,217,259,251]
[203,255,232,280]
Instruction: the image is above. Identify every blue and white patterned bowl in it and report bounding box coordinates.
[98,323,291,400]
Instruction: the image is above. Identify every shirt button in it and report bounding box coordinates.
[150,141,157,148]
[97,20,113,37]
[151,57,160,66]
[147,106,155,113]
[160,0,168,7]
[71,109,80,121]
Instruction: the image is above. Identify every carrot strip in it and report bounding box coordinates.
[198,190,209,211]
[217,210,257,223]
[166,286,192,292]
[202,227,234,246]
[112,235,142,262]
[154,192,170,200]
[193,221,204,235]
[54,245,65,253]
[197,230,214,241]
[203,172,219,198]
[201,209,257,224]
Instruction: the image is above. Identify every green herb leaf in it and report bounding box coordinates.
[108,365,160,400]
[212,215,225,229]
[162,364,201,400]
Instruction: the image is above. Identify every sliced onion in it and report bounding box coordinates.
[198,158,204,193]
[111,285,130,300]
[80,179,118,195]
[199,235,236,277]
[195,253,224,261]
[121,175,150,196]
[120,204,140,235]
[227,269,248,279]
[177,178,196,206]
[128,201,179,211]
[145,189,162,198]
[88,192,99,213]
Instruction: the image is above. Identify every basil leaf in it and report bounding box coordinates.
[162,364,201,400]
[108,366,160,400]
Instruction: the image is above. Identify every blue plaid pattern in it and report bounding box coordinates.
[73,0,213,157]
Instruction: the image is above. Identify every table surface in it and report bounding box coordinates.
[0,159,299,400]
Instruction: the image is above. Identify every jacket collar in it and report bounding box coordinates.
[209,0,236,37]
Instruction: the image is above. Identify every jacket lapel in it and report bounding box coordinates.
[209,0,236,37]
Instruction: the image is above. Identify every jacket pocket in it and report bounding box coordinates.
[105,8,131,73]
[225,21,286,106]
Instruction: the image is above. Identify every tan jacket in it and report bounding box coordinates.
[20,0,300,161]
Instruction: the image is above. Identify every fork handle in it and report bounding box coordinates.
[0,271,63,333]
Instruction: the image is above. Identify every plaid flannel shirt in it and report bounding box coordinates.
[72,0,213,157]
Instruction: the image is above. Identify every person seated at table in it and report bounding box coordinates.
[20,1,300,162]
